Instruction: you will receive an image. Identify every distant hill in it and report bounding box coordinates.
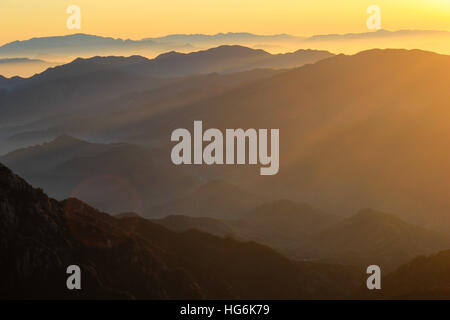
[147,32,298,44]
[301,29,450,55]
[154,200,338,256]
[305,29,448,42]
[153,215,235,238]
[108,48,450,233]
[123,46,333,77]
[231,200,339,255]
[26,45,332,79]
[0,67,281,154]
[297,209,450,272]
[150,180,266,219]
[153,201,450,271]
[1,134,120,173]
[0,45,329,133]
[0,33,300,61]
[0,58,168,127]
[0,162,362,299]
[33,55,149,80]
[0,135,200,216]
[0,58,47,64]
[0,57,58,77]
[0,75,24,89]
[0,34,172,61]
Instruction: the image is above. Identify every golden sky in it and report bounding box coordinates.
[1,0,450,45]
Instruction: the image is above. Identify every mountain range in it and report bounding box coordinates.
[0,75,23,90]
[0,58,57,78]
[3,133,449,272]
[3,29,450,77]
[2,161,450,299]
[0,45,330,133]
[295,209,450,272]
[152,202,450,272]
[0,135,201,215]
[4,48,450,234]
[115,48,450,233]
[0,45,332,81]
[0,162,363,299]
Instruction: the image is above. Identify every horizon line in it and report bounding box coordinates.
[2,28,450,47]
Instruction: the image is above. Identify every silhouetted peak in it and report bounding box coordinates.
[155,46,267,60]
[292,49,333,55]
[116,212,141,219]
[51,134,83,145]
[154,51,184,60]
[354,48,438,59]
[205,45,269,56]
[0,58,46,64]
[64,33,105,39]
[348,208,406,226]
[0,75,24,84]
[72,55,148,65]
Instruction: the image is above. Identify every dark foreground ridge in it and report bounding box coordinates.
[2,162,450,299]
[0,162,361,299]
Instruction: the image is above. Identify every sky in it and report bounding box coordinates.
[1,0,450,45]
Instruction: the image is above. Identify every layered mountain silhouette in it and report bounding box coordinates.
[229,200,338,254]
[125,46,333,77]
[3,30,450,63]
[5,133,447,274]
[149,30,450,56]
[1,134,119,173]
[100,48,450,233]
[296,209,450,272]
[154,202,450,271]
[24,45,329,80]
[0,34,178,61]
[3,156,450,299]
[0,45,329,149]
[0,135,200,215]
[153,199,338,255]
[0,59,168,127]
[0,66,282,153]
[2,45,332,80]
[0,162,364,299]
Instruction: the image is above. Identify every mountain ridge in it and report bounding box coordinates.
[297,208,450,272]
[3,29,450,51]
[0,162,362,299]
[11,45,332,81]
